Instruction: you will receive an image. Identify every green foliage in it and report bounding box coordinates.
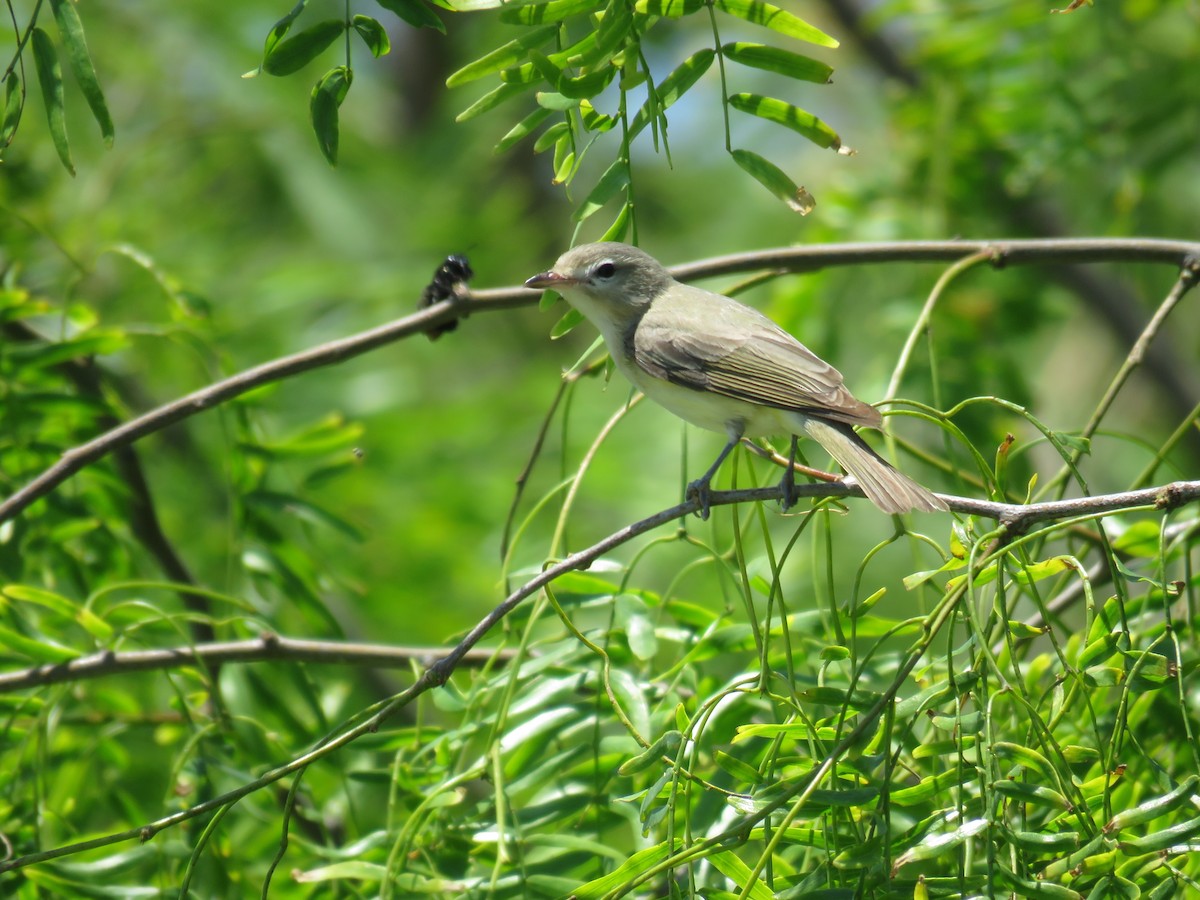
[0,0,1198,897]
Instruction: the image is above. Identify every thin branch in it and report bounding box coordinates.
[2,474,1197,874]
[2,238,1197,526]
[0,634,517,693]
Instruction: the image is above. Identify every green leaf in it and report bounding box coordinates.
[495,107,554,153]
[0,623,78,663]
[532,120,568,152]
[455,81,534,122]
[264,20,346,76]
[573,159,629,221]
[446,25,558,87]
[731,148,815,213]
[1,72,22,147]
[549,306,584,337]
[722,42,832,83]
[572,843,674,899]
[351,15,391,58]
[536,91,580,111]
[708,850,775,900]
[1113,520,1161,558]
[49,0,113,146]
[728,92,841,149]
[376,0,446,32]
[501,0,599,25]
[628,48,714,138]
[263,0,311,58]
[715,0,839,47]
[635,0,705,16]
[31,27,73,175]
[310,66,353,165]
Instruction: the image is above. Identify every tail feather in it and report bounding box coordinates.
[802,418,946,514]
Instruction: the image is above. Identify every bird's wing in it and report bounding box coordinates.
[632,291,883,428]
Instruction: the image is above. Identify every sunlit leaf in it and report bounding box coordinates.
[446,26,558,87]
[723,42,832,83]
[728,92,841,149]
[500,0,599,25]
[715,0,838,47]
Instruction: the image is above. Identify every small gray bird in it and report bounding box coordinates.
[525,242,946,517]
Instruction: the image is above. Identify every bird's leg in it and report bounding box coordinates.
[686,427,742,520]
[779,435,799,511]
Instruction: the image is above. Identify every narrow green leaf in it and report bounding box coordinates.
[264,20,346,76]
[376,0,447,32]
[31,27,74,175]
[500,0,599,25]
[49,0,113,145]
[729,92,841,149]
[715,0,839,47]
[351,15,391,58]
[572,843,674,899]
[1,72,22,147]
[495,107,553,153]
[628,48,714,138]
[0,623,78,663]
[722,42,832,83]
[310,66,353,165]
[445,25,558,87]
[573,159,629,221]
[454,81,534,122]
[893,818,988,871]
[992,741,1057,780]
[731,148,815,213]
[599,200,629,239]
[549,306,584,337]
[580,98,616,131]
[708,850,775,900]
[532,120,568,153]
[264,0,310,57]
[635,0,705,16]
[536,91,579,111]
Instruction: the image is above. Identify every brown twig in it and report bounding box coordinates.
[2,238,1198,527]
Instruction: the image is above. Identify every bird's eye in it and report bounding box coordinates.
[594,261,616,280]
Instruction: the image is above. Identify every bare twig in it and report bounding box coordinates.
[2,238,1198,527]
[0,634,517,693]
[1,474,1196,874]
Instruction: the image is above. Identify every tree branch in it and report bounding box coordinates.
[0,634,516,692]
[2,238,1196,526]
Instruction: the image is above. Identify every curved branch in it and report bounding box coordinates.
[0,634,516,693]
[2,238,1197,526]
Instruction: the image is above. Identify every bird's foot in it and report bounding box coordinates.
[685,478,714,520]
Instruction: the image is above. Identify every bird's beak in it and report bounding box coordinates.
[525,270,574,290]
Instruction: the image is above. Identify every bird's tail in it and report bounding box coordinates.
[802,418,946,514]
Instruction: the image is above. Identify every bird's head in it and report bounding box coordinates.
[525,243,672,315]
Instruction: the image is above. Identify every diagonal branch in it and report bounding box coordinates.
[2,238,1197,526]
[0,634,517,692]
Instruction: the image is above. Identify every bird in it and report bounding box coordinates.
[524,242,946,517]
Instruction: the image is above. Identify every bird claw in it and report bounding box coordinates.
[686,478,714,520]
